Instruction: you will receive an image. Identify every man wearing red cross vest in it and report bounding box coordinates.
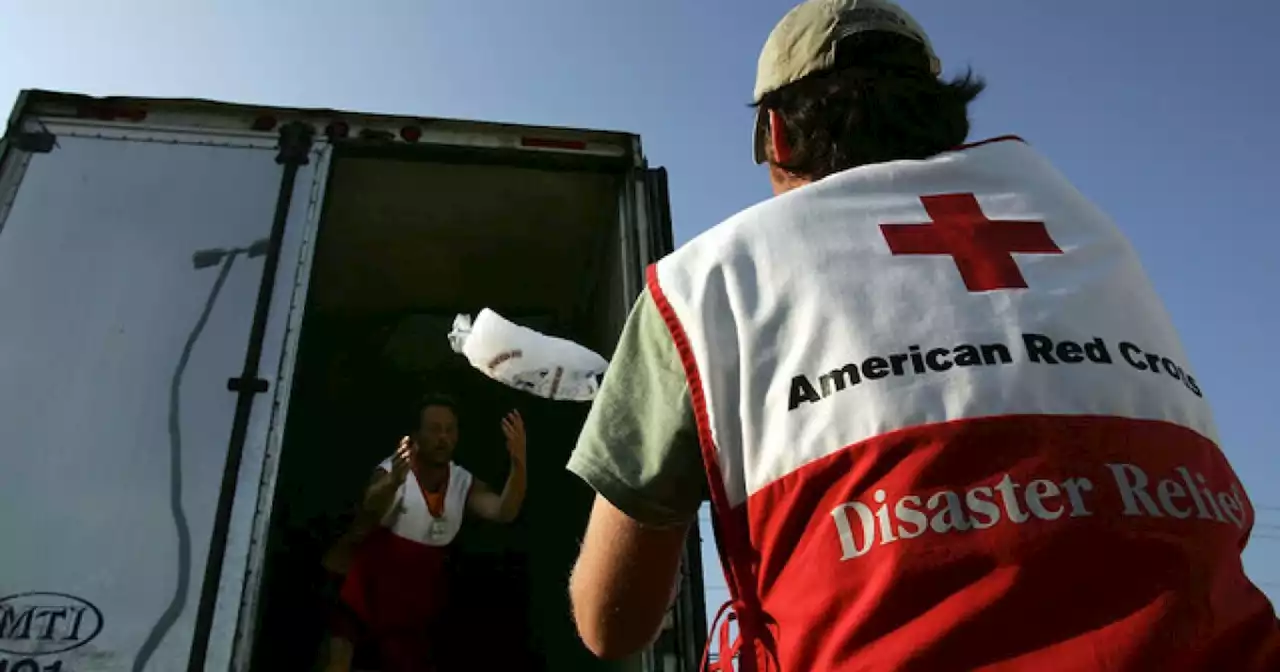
[566,0,1280,670]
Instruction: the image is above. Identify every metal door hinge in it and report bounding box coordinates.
[11,131,56,153]
[276,122,314,166]
[227,376,270,394]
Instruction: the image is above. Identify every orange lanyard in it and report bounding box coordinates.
[411,461,450,518]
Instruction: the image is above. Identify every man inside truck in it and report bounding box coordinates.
[324,394,528,672]
[566,0,1280,670]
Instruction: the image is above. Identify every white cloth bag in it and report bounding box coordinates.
[448,309,608,401]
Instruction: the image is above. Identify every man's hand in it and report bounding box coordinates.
[467,411,528,524]
[390,436,415,483]
[362,438,413,522]
[502,411,526,466]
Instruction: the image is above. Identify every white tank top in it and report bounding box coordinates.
[378,460,473,547]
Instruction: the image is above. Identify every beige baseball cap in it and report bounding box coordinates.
[753,0,942,164]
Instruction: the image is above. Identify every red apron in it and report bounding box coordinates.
[339,526,450,671]
[339,463,457,671]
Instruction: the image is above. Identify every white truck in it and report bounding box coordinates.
[0,90,707,672]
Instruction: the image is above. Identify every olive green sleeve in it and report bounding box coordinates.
[566,290,707,528]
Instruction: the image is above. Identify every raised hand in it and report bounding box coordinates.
[502,411,527,466]
[390,436,416,483]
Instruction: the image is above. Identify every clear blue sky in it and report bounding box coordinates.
[3,0,1276,626]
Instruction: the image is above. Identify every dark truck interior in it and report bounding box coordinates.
[249,151,640,671]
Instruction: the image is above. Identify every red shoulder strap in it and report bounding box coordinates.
[647,265,778,672]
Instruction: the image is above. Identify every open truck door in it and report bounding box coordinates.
[0,92,332,672]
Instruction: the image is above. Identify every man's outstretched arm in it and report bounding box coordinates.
[565,292,708,659]
[570,495,689,659]
[468,410,528,523]
[466,467,526,523]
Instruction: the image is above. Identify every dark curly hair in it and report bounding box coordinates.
[755,31,986,180]
[412,392,459,431]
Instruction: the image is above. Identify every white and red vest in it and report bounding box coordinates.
[379,459,473,546]
[650,137,1279,671]
[339,461,475,639]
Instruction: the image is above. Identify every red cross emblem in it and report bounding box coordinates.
[880,193,1062,291]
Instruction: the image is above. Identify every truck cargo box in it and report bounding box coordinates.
[0,90,706,672]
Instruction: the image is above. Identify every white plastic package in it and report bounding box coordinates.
[448,309,608,402]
